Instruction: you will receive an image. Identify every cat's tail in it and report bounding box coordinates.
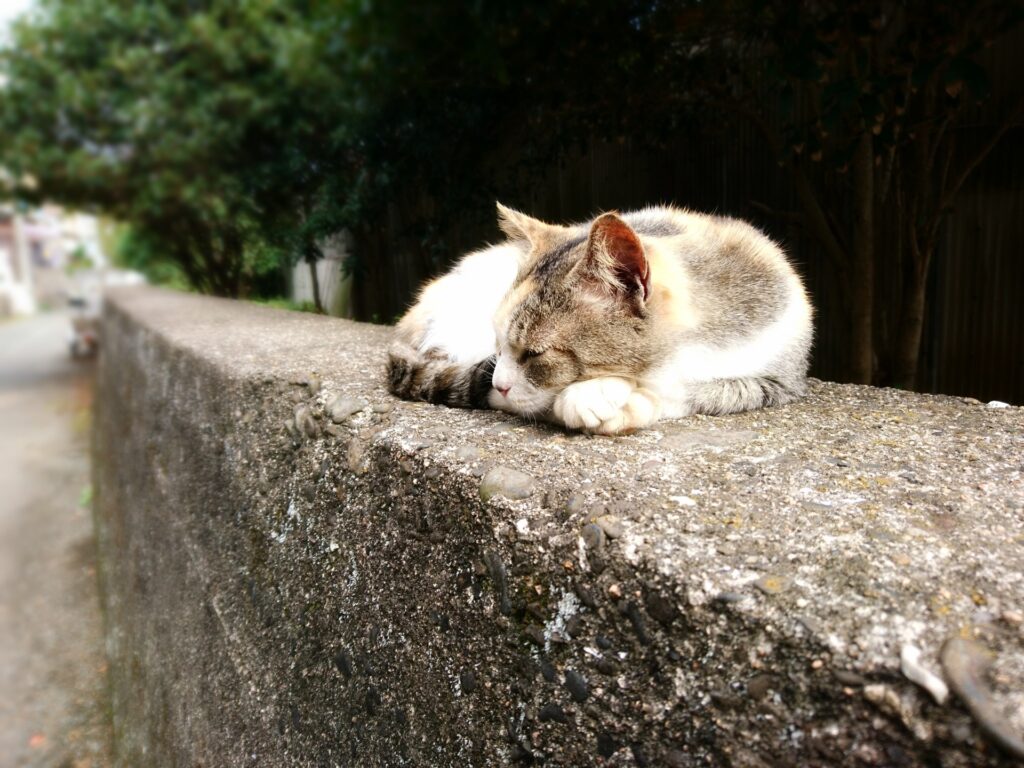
[387,341,496,408]
[686,376,805,416]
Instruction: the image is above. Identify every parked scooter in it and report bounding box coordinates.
[68,294,99,358]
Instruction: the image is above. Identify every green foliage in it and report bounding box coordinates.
[111,226,191,291]
[0,0,691,294]
[64,245,92,275]
[0,0,348,296]
[0,0,1017,352]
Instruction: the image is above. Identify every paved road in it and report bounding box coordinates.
[0,312,111,767]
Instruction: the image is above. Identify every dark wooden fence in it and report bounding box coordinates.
[350,31,1023,405]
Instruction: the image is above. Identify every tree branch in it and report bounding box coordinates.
[713,98,849,269]
[749,199,804,224]
[938,95,1024,214]
[878,136,898,204]
[927,113,953,169]
[936,134,956,215]
[788,159,850,269]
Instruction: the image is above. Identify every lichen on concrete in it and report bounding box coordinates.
[94,287,1024,767]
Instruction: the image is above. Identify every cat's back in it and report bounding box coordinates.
[626,206,791,274]
[628,205,810,345]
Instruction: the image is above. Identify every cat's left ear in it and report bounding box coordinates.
[497,202,547,244]
[496,202,568,252]
[584,213,651,305]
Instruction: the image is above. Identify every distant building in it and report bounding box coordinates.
[0,204,107,317]
[290,232,353,317]
[0,208,35,316]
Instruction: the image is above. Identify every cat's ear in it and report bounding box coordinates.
[585,212,650,304]
[496,202,556,247]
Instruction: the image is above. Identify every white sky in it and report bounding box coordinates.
[0,0,35,43]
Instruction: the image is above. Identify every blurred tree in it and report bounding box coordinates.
[314,1,682,316]
[313,0,1022,387]
[0,0,1018,389]
[112,227,190,292]
[64,244,92,275]
[318,0,1022,387]
[665,1,1023,386]
[0,0,347,299]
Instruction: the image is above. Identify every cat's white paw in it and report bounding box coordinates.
[553,377,660,434]
[592,389,661,435]
[553,377,633,430]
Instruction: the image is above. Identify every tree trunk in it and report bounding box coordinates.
[351,222,389,323]
[893,261,928,390]
[307,255,324,313]
[849,131,875,384]
[171,241,204,294]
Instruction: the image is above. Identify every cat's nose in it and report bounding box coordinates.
[495,385,511,398]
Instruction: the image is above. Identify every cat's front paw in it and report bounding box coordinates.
[553,377,632,430]
[594,389,660,435]
[552,378,660,435]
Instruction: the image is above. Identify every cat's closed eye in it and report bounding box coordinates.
[518,349,544,363]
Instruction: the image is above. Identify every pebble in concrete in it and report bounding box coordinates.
[941,637,1024,759]
[747,674,775,701]
[293,405,318,439]
[538,703,568,724]
[524,625,545,646]
[753,575,792,595]
[346,440,367,474]
[459,670,477,694]
[564,670,589,702]
[580,523,605,551]
[595,515,624,539]
[329,395,368,422]
[455,445,480,462]
[664,749,688,768]
[565,493,585,515]
[899,644,948,705]
[479,466,536,501]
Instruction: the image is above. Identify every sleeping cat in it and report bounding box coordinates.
[387,203,812,434]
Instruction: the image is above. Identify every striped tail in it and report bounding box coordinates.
[685,376,805,416]
[387,341,496,408]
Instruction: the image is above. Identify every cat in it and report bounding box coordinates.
[387,203,813,434]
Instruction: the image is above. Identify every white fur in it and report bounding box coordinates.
[490,342,556,416]
[553,377,633,429]
[647,284,812,419]
[418,244,521,364]
[488,251,812,428]
[554,378,662,434]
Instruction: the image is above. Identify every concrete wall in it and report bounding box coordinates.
[93,288,1024,767]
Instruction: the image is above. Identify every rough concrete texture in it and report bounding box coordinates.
[94,287,1024,767]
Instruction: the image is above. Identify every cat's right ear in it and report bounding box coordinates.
[496,202,556,247]
[584,212,651,305]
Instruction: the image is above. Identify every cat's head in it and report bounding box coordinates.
[489,203,660,416]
